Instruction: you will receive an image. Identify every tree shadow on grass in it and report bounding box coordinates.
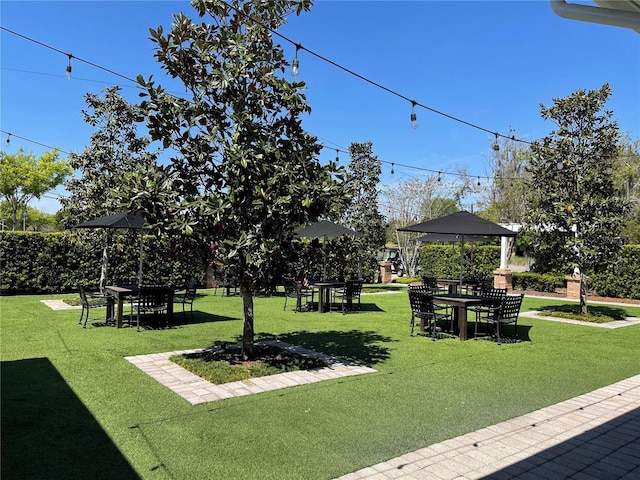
[537,303,629,320]
[1,358,140,479]
[254,330,395,367]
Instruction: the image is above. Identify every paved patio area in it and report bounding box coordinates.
[335,375,640,480]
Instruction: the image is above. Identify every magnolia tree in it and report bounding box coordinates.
[526,84,626,313]
[134,0,347,358]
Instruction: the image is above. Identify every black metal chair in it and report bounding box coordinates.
[135,285,170,331]
[470,287,507,335]
[475,293,524,344]
[282,277,313,312]
[333,279,363,314]
[174,281,197,321]
[408,285,453,339]
[78,284,112,328]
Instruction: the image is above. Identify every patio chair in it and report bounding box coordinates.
[470,287,507,335]
[333,279,363,314]
[475,293,524,344]
[174,281,197,321]
[135,285,170,331]
[78,284,112,328]
[408,285,453,339]
[282,277,313,312]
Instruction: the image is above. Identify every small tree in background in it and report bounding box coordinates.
[525,84,626,313]
[61,86,158,227]
[341,142,385,281]
[135,0,347,359]
[0,148,70,231]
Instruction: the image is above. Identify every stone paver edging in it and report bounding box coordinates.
[520,310,640,329]
[125,340,377,405]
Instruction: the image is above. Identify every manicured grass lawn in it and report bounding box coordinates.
[2,288,639,479]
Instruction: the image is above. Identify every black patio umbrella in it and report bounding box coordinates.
[398,211,517,283]
[295,220,363,279]
[74,211,147,289]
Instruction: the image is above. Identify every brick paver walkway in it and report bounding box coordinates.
[125,339,377,405]
[335,375,640,480]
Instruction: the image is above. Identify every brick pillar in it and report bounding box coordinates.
[493,268,513,291]
[379,261,392,284]
[565,275,580,300]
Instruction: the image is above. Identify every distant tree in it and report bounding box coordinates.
[136,0,347,359]
[479,129,531,225]
[525,84,626,313]
[381,174,466,276]
[0,148,70,230]
[341,142,385,280]
[60,86,158,228]
[612,135,640,243]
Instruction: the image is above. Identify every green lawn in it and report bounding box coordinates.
[2,289,640,480]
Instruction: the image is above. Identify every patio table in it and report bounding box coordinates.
[105,285,174,328]
[431,293,497,340]
[310,281,345,313]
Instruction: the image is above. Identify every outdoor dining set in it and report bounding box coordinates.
[408,274,524,345]
[283,277,364,314]
[78,279,197,331]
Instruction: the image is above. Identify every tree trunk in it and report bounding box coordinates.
[579,273,588,315]
[240,284,255,360]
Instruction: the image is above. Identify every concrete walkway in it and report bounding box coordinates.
[335,375,640,480]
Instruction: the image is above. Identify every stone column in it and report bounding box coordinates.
[493,268,513,291]
[379,261,392,284]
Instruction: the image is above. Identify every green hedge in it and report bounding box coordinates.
[0,231,207,295]
[417,243,640,299]
[512,272,565,293]
[419,244,501,279]
[588,245,640,299]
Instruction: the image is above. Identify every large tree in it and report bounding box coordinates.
[341,142,385,281]
[525,84,626,313]
[61,86,158,227]
[135,0,347,358]
[0,148,70,230]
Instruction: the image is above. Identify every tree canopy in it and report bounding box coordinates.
[525,83,625,312]
[0,148,70,230]
[136,0,347,358]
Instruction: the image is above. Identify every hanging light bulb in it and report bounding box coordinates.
[477,177,481,186]
[492,133,500,152]
[6,133,10,145]
[291,44,300,77]
[66,54,73,80]
[437,171,441,182]
[335,149,339,163]
[391,162,395,176]
[410,101,418,129]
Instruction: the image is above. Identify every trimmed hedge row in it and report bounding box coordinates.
[418,243,640,299]
[0,231,207,295]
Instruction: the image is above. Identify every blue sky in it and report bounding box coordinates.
[2,0,639,214]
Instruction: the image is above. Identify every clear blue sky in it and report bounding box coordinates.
[2,1,639,214]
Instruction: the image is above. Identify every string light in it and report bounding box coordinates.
[477,176,481,186]
[291,43,300,77]
[390,162,395,176]
[66,54,73,79]
[437,171,441,182]
[6,133,10,145]
[410,101,418,130]
[492,133,500,151]
[335,149,339,163]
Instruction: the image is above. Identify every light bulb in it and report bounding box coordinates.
[292,57,299,77]
[66,55,72,80]
[410,111,417,130]
[557,161,564,170]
